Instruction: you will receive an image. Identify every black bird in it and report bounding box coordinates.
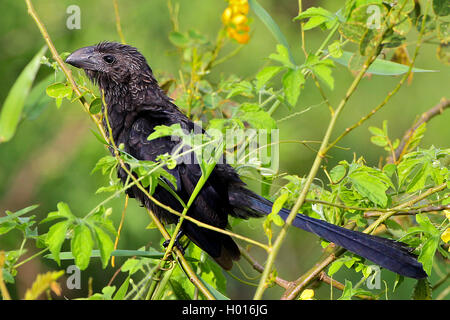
[66,42,427,279]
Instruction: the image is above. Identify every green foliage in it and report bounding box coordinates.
[1,0,449,300]
[41,202,116,270]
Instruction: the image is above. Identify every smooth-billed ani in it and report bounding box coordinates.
[66,42,426,278]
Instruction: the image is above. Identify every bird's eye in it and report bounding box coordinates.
[103,55,115,63]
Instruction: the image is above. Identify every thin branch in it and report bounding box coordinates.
[390,98,450,163]
[238,245,290,289]
[364,204,450,218]
[318,272,374,300]
[113,0,126,44]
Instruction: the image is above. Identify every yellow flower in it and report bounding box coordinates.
[222,7,233,24]
[299,289,315,300]
[442,227,450,240]
[231,14,248,26]
[222,0,250,44]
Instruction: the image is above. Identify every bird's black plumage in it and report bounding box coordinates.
[66,42,427,278]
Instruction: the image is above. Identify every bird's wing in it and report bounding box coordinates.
[126,115,241,268]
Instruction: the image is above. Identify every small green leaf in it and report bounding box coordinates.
[256,66,283,89]
[328,259,344,276]
[71,224,94,270]
[93,226,114,269]
[46,82,73,100]
[238,103,277,129]
[46,220,70,265]
[269,193,287,227]
[169,31,189,47]
[348,170,388,206]
[282,68,305,106]
[418,236,439,276]
[89,98,102,114]
[269,44,295,68]
[370,135,388,147]
[293,7,336,30]
[328,40,343,58]
[330,165,346,183]
[416,214,440,236]
[313,63,334,90]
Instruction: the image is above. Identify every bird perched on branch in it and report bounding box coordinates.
[66,42,427,279]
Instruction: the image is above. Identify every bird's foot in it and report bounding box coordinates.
[163,231,187,255]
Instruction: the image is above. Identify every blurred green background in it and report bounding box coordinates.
[0,0,448,299]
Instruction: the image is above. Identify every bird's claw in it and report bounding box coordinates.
[163,234,186,255]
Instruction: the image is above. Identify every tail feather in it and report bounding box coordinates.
[229,188,427,279]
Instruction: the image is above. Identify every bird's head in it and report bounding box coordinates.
[65,42,153,86]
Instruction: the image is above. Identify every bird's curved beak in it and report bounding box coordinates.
[65,46,97,70]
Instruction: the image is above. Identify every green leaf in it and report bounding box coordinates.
[93,226,114,269]
[370,135,388,147]
[338,280,354,300]
[0,46,47,143]
[418,236,439,276]
[412,278,432,300]
[113,275,130,300]
[249,0,295,65]
[169,31,189,47]
[293,7,336,30]
[330,51,437,75]
[46,220,70,265]
[282,68,305,106]
[256,66,283,89]
[269,44,295,68]
[71,224,94,270]
[46,82,73,99]
[330,165,346,183]
[91,155,117,175]
[328,259,344,276]
[0,204,39,224]
[313,63,334,89]
[238,103,277,129]
[416,214,440,236]
[328,40,343,58]
[89,98,102,114]
[348,170,389,206]
[269,193,287,227]
[433,0,450,16]
[169,280,191,300]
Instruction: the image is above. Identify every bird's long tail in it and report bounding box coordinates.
[229,188,427,279]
